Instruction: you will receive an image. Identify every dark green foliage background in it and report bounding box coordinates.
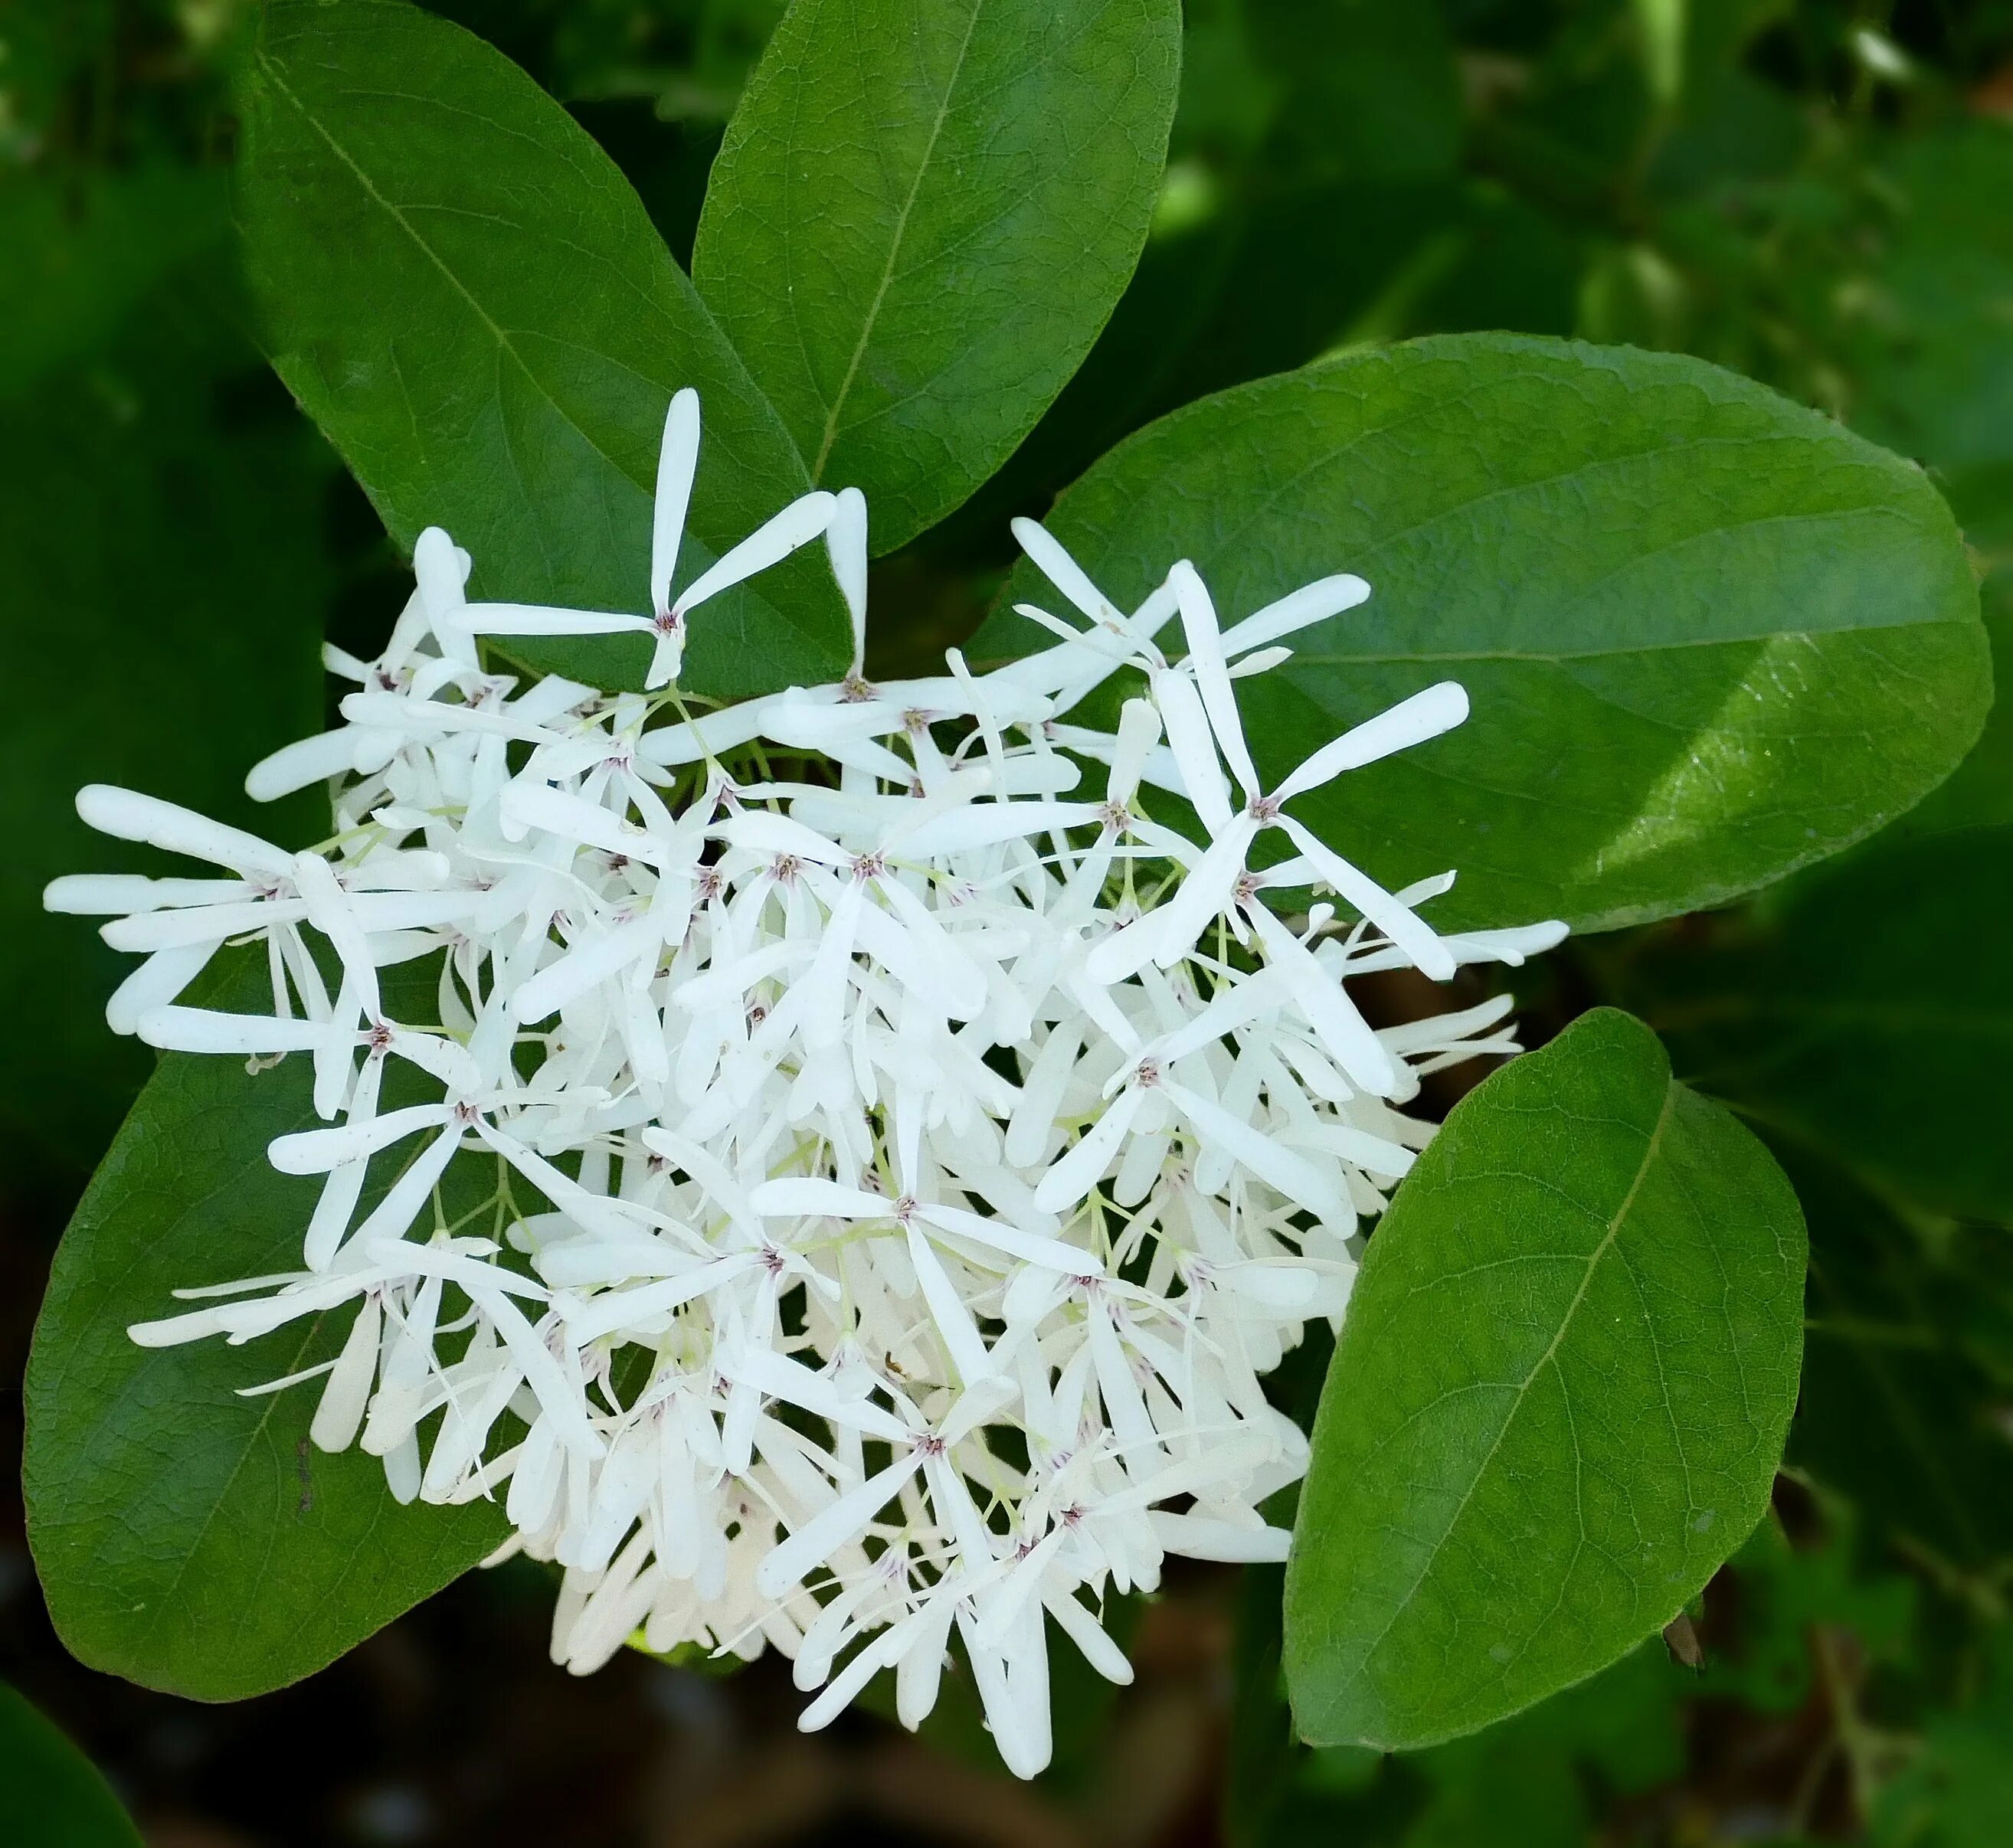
[2,1,2011,1843]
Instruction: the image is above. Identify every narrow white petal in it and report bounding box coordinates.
[1031,1084,1144,1215]
[675,492,837,613]
[748,1177,883,1221]
[1010,518,1114,623]
[826,486,869,669]
[246,730,362,803]
[1278,816,1456,981]
[463,602,650,638]
[309,1294,382,1451]
[1154,668,1234,831]
[1043,1588,1134,1684]
[908,1225,999,1385]
[106,942,218,1035]
[45,875,227,916]
[1136,818,1257,974]
[1219,573,1370,656]
[918,1202,1097,1275]
[797,1621,912,1732]
[268,1103,450,1175]
[1171,560,1259,800]
[724,1345,908,1441]
[1148,1511,1291,1562]
[136,1008,332,1057]
[1160,1077,1351,1225]
[75,785,290,877]
[755,1451,924,1599]
[650,388,701,616]
[1274,681,1470,800]
[1244,904,1398,1097]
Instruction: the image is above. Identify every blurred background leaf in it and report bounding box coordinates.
[1613,827,2013,1222]
[0,1681,142,1846]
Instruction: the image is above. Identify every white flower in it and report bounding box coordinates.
[453,390,846,689]
[47,394,1566,1778]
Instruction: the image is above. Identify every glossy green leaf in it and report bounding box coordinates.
[692,0,1180,550]
[0,1685,143,1848]
[1283,1009,1805,1750]
[23,955,507,1702]
[237,0,848,698]
[1624,823,2013,1223]
[980,335,1987,933]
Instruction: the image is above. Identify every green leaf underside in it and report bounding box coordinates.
[1628,823,2013,1224]
[0,1685,144,1848]
[692,0,1180,551]
[979,335,1987,934]
[237,0,849,698]
[23,953,506,1702]
[1283,1009,1805,1752]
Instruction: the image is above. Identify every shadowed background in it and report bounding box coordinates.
[4,2,2011,1843]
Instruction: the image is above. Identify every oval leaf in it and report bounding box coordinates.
[984,335,1987,931]
[238,0,849,698]
[23,957,506,1702]
[0,1685,142,1848]
[692,0,1180,549]
[1282,1008,1805,1751]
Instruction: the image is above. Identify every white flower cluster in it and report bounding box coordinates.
[47,393,1563,1777]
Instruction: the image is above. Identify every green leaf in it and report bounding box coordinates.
[978,335,1987,934]
[237,0,848,698]
[691,0,1180,551]
[1283,1009,1806,1750]
[22,953,507,1702]
[0,1684,143,1848]
[1622,824,2013,1223]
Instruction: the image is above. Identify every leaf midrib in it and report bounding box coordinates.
[252,37,842,670]
[255,50,637,489]
[807,0,990,480]
[1340,1085,1679,1706]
